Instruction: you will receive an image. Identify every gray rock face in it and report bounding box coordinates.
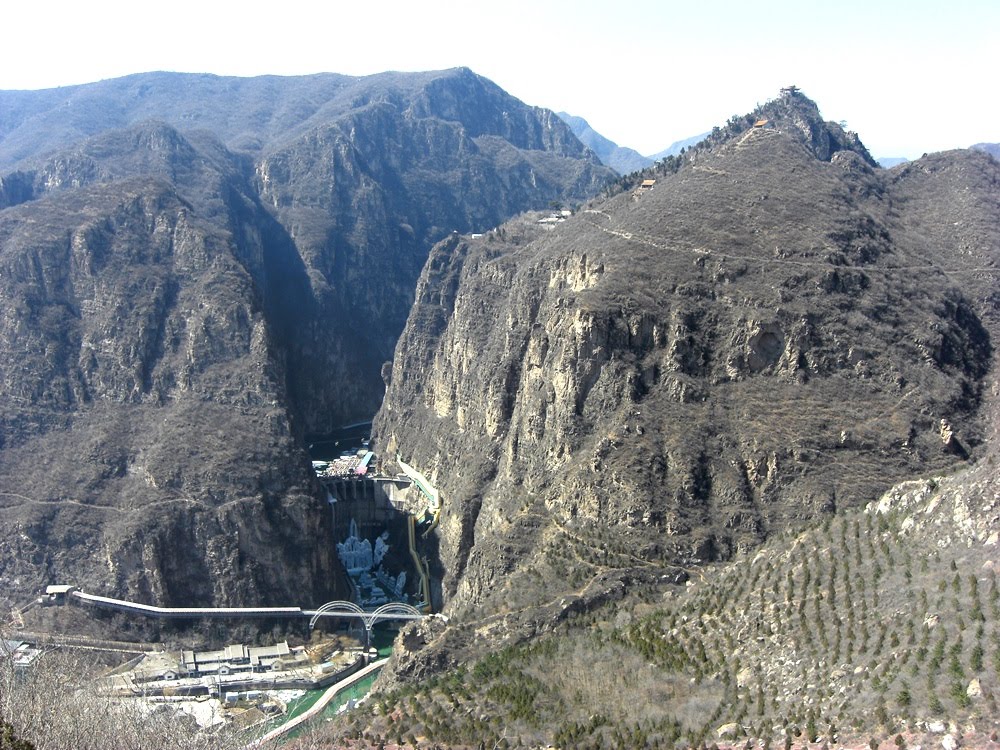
[1,69,614,430]
[375,93,999,620]
[0,179,334,612]
[252,74,612,429]
[0,69,614,617]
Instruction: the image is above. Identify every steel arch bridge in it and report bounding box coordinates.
[306,600,427,632]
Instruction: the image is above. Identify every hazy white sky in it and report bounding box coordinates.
[3,0,997,158]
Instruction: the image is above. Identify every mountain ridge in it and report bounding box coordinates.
[374,88,998,625]
[0,68,615,618]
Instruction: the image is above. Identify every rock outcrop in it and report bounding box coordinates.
[375,91,999,621]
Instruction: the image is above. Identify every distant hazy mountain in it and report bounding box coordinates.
[648,131,708,160]
[971,142,1000,159]
[881,145,998,168]
[877,156,909,168]
[557,112,653,175]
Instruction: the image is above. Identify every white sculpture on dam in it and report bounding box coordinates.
[337,519,409,607]
[337,519,374,576]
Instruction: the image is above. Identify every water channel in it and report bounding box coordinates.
[259,626,396,742]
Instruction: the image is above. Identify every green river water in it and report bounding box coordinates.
[261,626,396,741]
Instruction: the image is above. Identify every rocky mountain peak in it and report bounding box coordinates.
[698,86,877,166]
[375,93,998,622]
[407,68,595,158]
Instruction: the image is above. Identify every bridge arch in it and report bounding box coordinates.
[308,600,429,652]
[364,602,423,629]
[308,600,364,630]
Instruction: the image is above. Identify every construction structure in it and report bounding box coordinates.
[42,586,434,632]
[178,642,292,678]
[395,454,441,610]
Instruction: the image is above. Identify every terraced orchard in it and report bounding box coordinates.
[304,464,999,749]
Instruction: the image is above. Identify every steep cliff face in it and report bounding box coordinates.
[253,69,612,427]
[0,69,612,616]
[2,68,612,429]
[375,93,999,620]
[0,179,335,611]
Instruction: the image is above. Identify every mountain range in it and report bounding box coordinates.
[1,69,998,747]
[559,112,996,182]
[0,68,614,618]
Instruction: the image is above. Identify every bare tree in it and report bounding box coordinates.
[0,640,251,750]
